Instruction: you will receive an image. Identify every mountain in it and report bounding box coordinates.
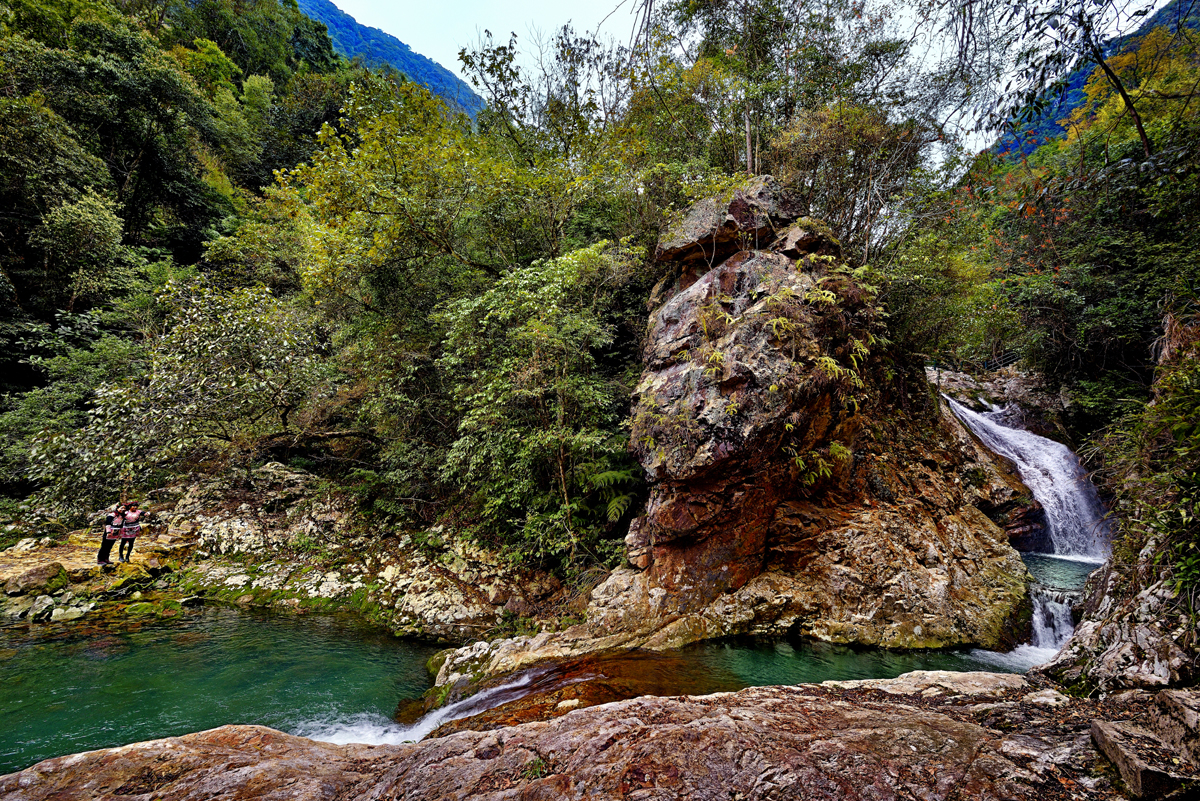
[997,0,1199,156]
[297,0,486,117]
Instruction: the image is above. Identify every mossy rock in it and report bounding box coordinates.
[5,563,69,596]
[159,600,184,618]
[426,648,454,679]
[125,602,159,617]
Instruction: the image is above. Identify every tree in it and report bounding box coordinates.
[27,281,334,511]
[438,241,643,563]
[27,190,134,312]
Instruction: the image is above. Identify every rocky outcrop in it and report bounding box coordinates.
[653,175,809,269]
[626,183,1033,651]
[158,462,564,642]
[7,671,1177,801]
[1038,561,1195,692]
[433,181,1033,685]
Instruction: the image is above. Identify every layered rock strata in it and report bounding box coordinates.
[7,671,1180,801]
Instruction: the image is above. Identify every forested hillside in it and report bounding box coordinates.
[996,0,1198,154]
[296,0,485,117]
[1,0,1198,614]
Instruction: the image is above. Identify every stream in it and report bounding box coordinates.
[0,400,1114,773]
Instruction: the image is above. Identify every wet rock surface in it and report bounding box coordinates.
[8,673,1198,800]
[1039,564,1196,692]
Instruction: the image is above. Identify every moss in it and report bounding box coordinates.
[159,599,184,618]
[426,648,453,679]
[125,602,158,617]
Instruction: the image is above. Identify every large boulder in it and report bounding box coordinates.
[654,174,809,269]
[618,183,1029,651]
[3,563,68,597]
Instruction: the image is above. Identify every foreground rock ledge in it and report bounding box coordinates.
[1,671,1145,800]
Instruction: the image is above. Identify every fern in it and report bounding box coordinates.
[607,493,634,522]
[589,469,634,489]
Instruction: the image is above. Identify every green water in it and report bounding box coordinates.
[686,635,1014,686]
[0,607,439,774]
[1,555,1099,773]
[1022,552,1099,590]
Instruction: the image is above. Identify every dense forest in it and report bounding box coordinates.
[295,0,486,117]
[1,0,1197,602]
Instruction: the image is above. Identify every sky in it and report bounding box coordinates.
[328,0,643,80]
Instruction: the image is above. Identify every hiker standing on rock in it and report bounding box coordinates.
[118,502,148,563]
[97,504,125,565]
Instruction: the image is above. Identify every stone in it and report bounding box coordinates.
[125,602,158,617]
[1040,573,1195,691]
[1090,719,1194,798]
[165,463,553,642]
[654,175,804,270]
[769,218,842,261]
[2,596,34,619]
[49,606,84,623]
[0,686,1081,801]
[462,192,1032,673]
[1151,689,1200,768]
[4,563,68,597]
[1023,688,1071,707]
[28,595,54,622]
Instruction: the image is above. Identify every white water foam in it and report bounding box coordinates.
[948,398,1111,561]
[295,671,539,745]
[970,584,1078,671]
[948,397,1111,668]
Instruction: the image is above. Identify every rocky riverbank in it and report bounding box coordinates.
[4,671,1197,800]
[2,461,569,641]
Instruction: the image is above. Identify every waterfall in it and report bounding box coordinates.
[947,398,1111,562]
[1030,586,1076,650]
[297,663,597,746]
[947,396,1111,669]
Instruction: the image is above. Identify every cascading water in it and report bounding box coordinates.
[947,398,1112,561]
[948,397,1111,669]
[296,670,549,745]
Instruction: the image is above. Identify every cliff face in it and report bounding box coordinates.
[433,178,1034,687]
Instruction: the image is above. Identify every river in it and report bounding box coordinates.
[0,399,1112,773]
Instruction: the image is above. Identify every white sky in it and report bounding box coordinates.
[328,0,643,81]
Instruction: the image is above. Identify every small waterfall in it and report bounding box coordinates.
[947,398,1111,562]
[298,662,599,746]
[1030,586,1076,650]
[972,583,1079,671]
[297,669,548,745]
